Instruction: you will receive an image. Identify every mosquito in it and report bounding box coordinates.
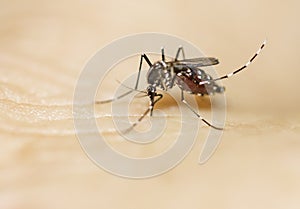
[96,40,266,131]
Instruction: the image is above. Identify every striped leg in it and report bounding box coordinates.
[181,91,223,130]
[199,40,266,85]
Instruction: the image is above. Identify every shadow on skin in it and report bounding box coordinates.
[151,92,212,111]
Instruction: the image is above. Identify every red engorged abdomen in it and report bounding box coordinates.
[176,74,209,95]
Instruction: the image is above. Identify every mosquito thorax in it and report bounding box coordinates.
[147,61,172,90]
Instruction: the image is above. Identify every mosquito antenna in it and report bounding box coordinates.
[134,94,149,98]
[95,80,147,104]
[116,80,146,94]
[95,90,133,104]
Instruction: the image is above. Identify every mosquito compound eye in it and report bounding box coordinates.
[147,85,156,93]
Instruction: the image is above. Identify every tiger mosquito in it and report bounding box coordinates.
[96,40,266,131]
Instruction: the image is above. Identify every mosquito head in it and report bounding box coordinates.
[146,85,156,97]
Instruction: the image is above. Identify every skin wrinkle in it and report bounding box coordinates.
[1,97,298,137]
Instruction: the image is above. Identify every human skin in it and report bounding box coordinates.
[1,1,300,209]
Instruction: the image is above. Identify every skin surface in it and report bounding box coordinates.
[1,1,300,209]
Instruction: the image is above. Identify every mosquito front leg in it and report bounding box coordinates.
[135,54,152,89]
[96,54,152,104]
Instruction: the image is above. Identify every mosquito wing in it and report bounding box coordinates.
[171,57,219,67]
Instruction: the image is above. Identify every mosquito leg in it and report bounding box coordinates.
[149,93,163,116]
[181,90,223,130]
[199,40,266,85]
[161,47,165,62]
[135,54,152,90]
[175,46,186,61]
[124,93,163,133]
[169,74,177,89]
[96,54,152,104]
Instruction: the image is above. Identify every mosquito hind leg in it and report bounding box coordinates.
[180,90,223,130]
[199,40,266,85]
[96,54,152,104]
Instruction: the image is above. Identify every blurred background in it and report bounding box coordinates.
[0,0,299,209]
